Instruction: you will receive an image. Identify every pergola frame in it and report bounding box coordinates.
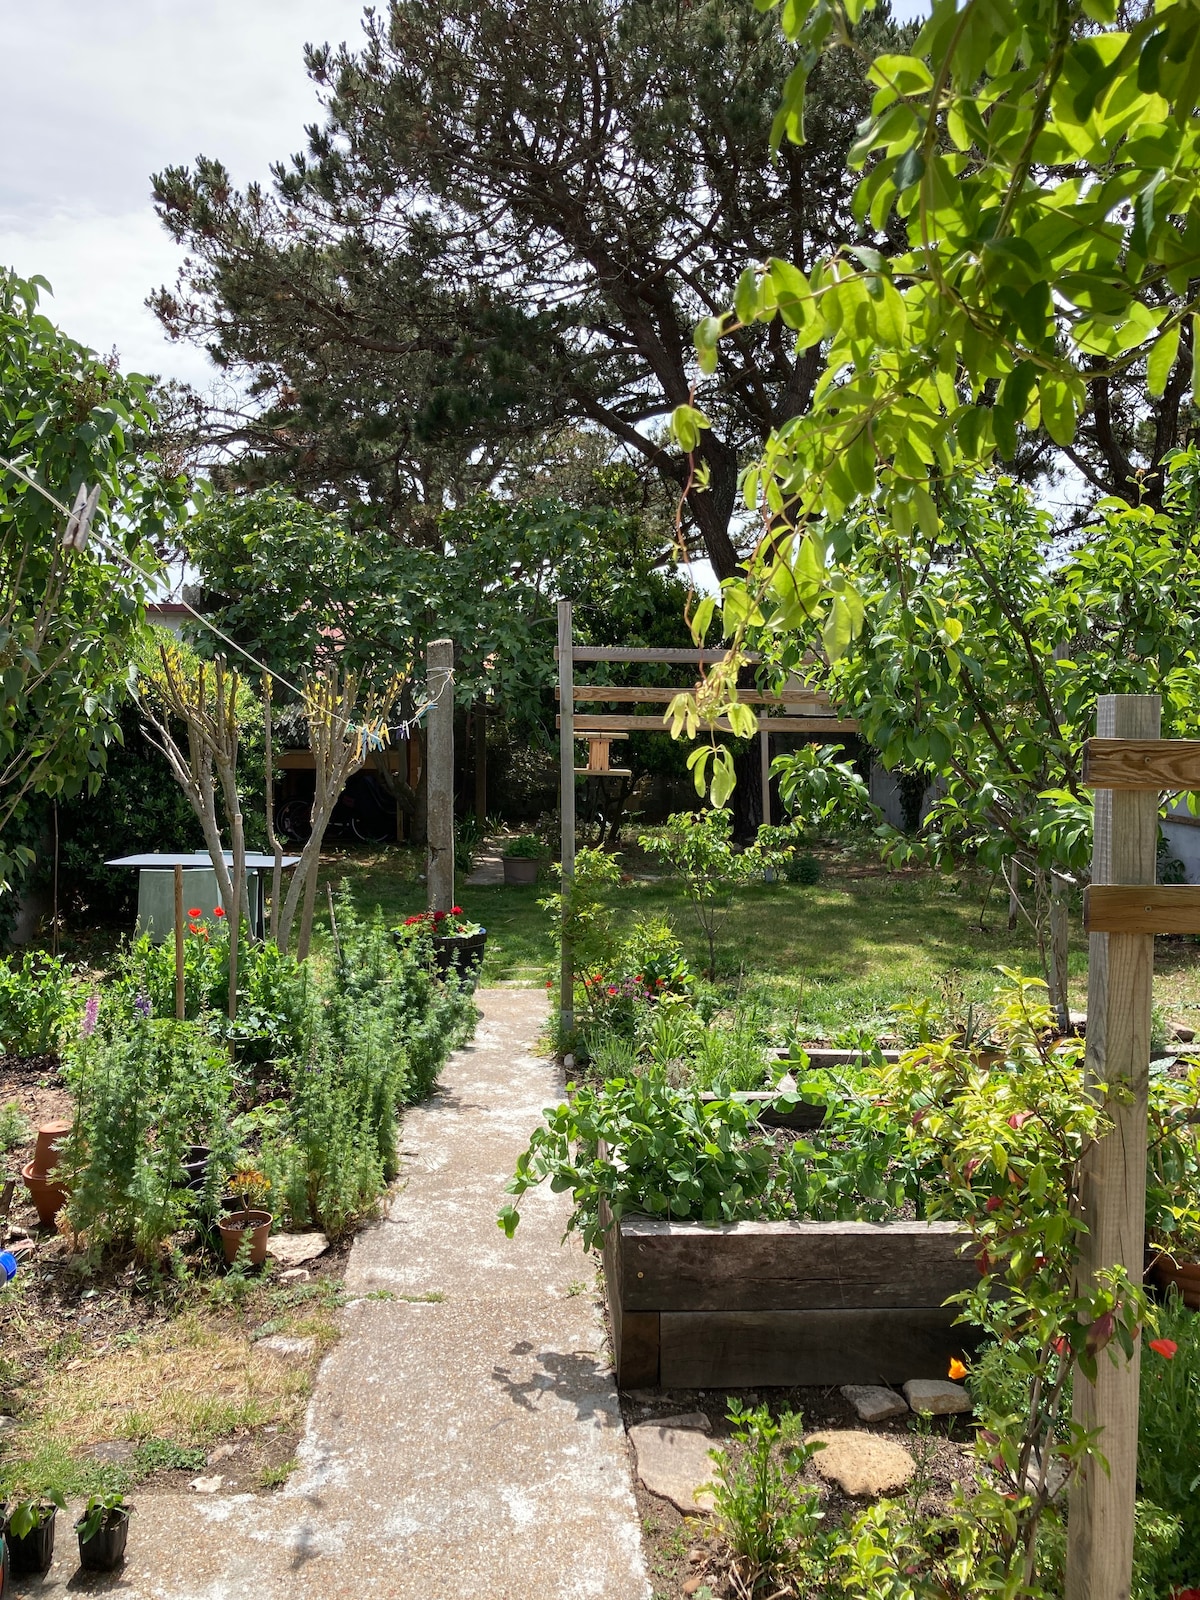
[554,597,858,1035]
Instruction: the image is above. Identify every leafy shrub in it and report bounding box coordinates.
[260,897,477,1237]
[1135,1289,1200,1587]
[502,833,543,859]
[703,1402,827,1582]
[64,1013,238,1261]
[784,851,822,886]
[0,951,77,1055]
[0,1100,29,1151]
[638,808,791,977]
[500,1076,776,1248]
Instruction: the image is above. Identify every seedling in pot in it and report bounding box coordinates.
[3,1489,66,1575]
[76,1491,133,1572]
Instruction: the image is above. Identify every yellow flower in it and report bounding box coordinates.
[948,1358,968,1381]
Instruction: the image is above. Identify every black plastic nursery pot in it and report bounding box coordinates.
[4,1510,56,1576]
[432,929,488,980]
[77,1512,130,1572]
[180,1144,211,1192]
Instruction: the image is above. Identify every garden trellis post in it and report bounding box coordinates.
[426,638,455,914]
[1067,694,1159,1600]
[553,601,856,1047]
[558,601,576,1037]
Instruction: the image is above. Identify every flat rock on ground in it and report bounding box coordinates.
[808,1430,916,1497]
[18,990,648,1600]
[266,1230,328,1267]
[628,1419,715,1515]
[840,1385,909,1423]
[902,1379,973,1415]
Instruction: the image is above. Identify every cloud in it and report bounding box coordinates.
[0,0,365,383]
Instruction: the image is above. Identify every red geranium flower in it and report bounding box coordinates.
[451,905,463,914]
[1150,1338,1178,1359]
[433,910,446,921]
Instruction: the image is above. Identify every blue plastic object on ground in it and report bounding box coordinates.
[0,1250,18,1283]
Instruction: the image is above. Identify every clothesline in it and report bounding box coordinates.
[1,454,454,746]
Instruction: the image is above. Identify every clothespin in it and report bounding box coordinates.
[61,483,101,550]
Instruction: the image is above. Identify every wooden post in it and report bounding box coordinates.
[558,600,575,1039]
[760,727,771,829]
[474,706,487,824]
[173,864,185,1021]
[1066,694,1159,1600]
[426,639,455,913]
[1050,870,1070,1033]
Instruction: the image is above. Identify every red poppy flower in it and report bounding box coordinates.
[213,906,225,917]
[1150,1338,1178,1359]
[188,907,202,918]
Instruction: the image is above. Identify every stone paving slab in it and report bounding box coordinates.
[13,991,648,1600]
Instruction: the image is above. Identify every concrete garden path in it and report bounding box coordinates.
[29,990,650,1600]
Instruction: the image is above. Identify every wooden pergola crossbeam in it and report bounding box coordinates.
[557,713,860,735]
[557,645,763,664]
[557,685,834,708]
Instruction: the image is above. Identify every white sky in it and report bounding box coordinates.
[0,1,366,390]
[1,0,932,396]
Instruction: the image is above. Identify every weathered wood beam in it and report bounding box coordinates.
[1082,737,1200,790]
[556,713,860,735]
[556,685,834,707]
[1084,884,1200,934]
[559,646,763,664]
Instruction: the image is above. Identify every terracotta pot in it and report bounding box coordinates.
[1148,1253,1200,1310]
[218,1209,273,1267]
[21,1161,69,1229]
[30,1121,71,1178]
[502,856,539,886]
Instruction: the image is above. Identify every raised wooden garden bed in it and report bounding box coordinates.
[603,1214,976,1389]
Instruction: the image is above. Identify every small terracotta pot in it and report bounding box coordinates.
[21,1161,69,1228]
[218,1209,273,1267]
[31,1121,71,1178]
[1148,1253,1200,1310]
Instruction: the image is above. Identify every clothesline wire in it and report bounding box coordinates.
[0,455,453,744]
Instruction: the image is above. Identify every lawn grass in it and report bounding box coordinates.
[316,841,1200,1039]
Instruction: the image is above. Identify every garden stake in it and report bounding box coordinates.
[173,865,184,1020]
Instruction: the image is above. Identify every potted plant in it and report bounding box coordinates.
[3,1491,65,1575]
[76,1492,132,1571]
[217,1165,273,1267]
[395,908,487,979]
[502,835,543,886]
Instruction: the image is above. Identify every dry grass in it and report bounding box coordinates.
[1,1290,342,1498]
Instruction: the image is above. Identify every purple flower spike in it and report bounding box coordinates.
[81,993,100,1037]
[134,992,151,1019]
